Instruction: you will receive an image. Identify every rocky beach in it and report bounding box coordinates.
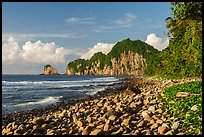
[2,76,202,135]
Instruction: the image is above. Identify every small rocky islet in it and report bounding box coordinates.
[2,77,201,135]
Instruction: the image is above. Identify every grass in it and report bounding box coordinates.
[161,81,202,135]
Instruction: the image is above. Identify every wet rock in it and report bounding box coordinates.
[6,123,12,129]
[68,128,78,134]
[133,94,143,102]
[123,89,135,96]
[46,132,54,135]
[14,128,24,135]
[61,128,67,132]
[2,127,10,135]
[7,131,14,135]
[32,117,44,125]
[12,121,19,130]
[41,124,47,128]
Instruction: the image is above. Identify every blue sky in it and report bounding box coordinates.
[2,2,172,74]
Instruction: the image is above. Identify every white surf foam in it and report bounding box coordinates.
[86,87,106,96]
[14,96,63,107]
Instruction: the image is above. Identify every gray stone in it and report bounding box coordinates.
[172,121,180,130]
[142,110,152,121]
[191,105,198,111]
[148,106,156,114]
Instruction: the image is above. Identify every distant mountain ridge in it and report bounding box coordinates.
[65,38,159,76]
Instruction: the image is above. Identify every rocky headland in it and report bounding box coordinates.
[2,76,201,135]
[42,64,59,75]
[65,39,159,76]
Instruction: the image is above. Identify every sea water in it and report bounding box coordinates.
[2,74,125,115]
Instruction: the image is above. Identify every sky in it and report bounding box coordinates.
[2,2,172,74]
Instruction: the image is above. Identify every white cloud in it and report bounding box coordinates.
[2,37,20,64]
[20,40,66,64]
[145,33,169,51]
[66,17,95,25]
[113,12,136,27]
[80,42,115,60]
[2,36,79,65]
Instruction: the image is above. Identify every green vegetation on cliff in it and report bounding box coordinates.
[44,64,51,70]
[145,2,202,78]
[90,52,107,70]
[67,59,89,74]
[66,39,159,75]
[107,38,159,61]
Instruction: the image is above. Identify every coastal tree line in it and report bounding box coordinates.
[145,2,202,78]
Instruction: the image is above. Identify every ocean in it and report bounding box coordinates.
[2,74,126,115]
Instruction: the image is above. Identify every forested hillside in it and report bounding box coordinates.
[145,2,202,78]
[66,39,159,75]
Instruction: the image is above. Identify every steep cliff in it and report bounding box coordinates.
[65,38,159,76]
[42,64,59,75]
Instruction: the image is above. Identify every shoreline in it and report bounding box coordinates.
[2,76,201,135]
[2,77,130,125]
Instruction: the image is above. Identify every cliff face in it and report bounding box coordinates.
[43,66,59,75]
[65,39,159,76]
[65,51,146,76]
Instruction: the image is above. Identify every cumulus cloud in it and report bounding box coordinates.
[2,36,68,65]
[2,37,20,64]
[113,12,136,27]
[20,40,66,64]
[80,42,115,60]
[66,17,95,25]
[145,33,169,51]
